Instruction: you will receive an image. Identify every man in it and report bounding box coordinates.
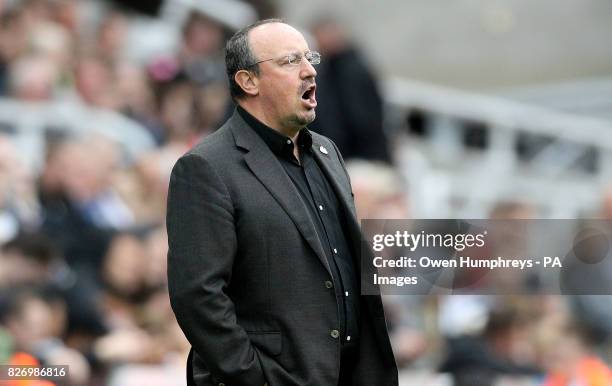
[308,17,391,163]
[167,19,398,386]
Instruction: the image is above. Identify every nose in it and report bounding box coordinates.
[300,58,317,79]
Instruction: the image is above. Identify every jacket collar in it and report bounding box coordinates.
[228,110,332,276]
[236,105,313,160]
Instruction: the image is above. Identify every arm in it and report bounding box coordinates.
[166,154,266,386]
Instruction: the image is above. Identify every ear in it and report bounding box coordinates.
[234,70,259,97]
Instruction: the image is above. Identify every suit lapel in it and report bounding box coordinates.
[230,113,332,276]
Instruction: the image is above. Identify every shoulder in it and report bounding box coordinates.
[187,124,234,160]
[169,120,238,186]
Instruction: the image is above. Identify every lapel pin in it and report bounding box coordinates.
[319,145,328,155]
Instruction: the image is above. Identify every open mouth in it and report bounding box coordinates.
[301,84,317,108]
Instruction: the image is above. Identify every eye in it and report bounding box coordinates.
[285,53,300,65]
[305,51,321,65]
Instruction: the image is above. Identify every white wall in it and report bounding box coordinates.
[275,0,612,91]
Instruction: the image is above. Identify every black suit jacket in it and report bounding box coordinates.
[167,111,398,386]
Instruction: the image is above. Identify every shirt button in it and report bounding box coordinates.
[331,329,340,339]
[347,336,351,341]
[345,291,349,297]
[286,139,292,145]
[218,383,225,386]
[318,205,324,211]
[325,281,333,289]
[333,248,338,254]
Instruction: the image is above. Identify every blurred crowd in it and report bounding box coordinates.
[350,162,612,386]
[0,1,239,384]
[0,1,610,386]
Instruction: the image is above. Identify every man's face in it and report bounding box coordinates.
[249,23,317,131]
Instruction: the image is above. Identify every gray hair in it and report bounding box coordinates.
[225,18,284,100]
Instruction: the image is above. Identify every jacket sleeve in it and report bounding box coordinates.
[166,153,266,386]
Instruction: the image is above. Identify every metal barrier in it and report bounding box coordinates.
[0,98,156,172]
[383,77,612,218]
[2,79,609,219]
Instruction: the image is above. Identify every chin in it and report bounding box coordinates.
[301,110,316,125]
[285,110,316,129]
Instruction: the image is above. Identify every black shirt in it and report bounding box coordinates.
[237,106,360,348]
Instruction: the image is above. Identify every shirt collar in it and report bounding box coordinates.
[237,105,313,159]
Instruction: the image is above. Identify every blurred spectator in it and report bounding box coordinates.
[115,62,161,139]
[10,54,59,100]
[436,202,544,384]
[557,195,612,365]
[309,17,390,162]
[28,19,73,73]
[0,135,40,242]
[177,10,232,133]
[38,137,122,270]
[147,6,237,140]
[0,8,27,95]
[143,225,168,288]
[50,0,79,33]
[0,232,108,353]
[93,231,187,367]
[440,303,541,386]
[154,74,201,145]
[47,136,133,229]
[0,1,240,384]
[345,160,430,366]
[489,201,537,220]
[132,144,182,220]
[0,287,91,385]
[486,201,539,292]
[180,11,225,68]
[345,160,408,220]
[193,76,231,136]
[537,319,612,386]
[74,54,121,109]
[94,10,128,63]
[101,233,149,326]
[0,232,62,288]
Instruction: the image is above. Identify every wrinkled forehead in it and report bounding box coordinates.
[248,22,310,60]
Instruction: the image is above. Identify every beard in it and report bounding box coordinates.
[283,108,316,130]
[297,110,316,126]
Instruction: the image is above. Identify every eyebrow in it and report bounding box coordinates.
[267,52,298,63]
[282,51,309,59]
[275,49,309,56]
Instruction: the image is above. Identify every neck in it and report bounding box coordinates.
[238,101,300,141]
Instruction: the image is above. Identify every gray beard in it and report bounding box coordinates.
[284,111,316,129]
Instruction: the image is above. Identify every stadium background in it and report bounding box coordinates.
[1,0,611,385]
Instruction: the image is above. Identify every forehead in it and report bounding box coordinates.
[248,22,309,58]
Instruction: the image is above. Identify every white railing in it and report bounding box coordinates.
[2,78,608,219]
[0,98,156,171]
[383,77,612,218]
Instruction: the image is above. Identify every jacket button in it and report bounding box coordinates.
[218,384,225,386]
[325,281,333,289]
[331,329,340,339]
